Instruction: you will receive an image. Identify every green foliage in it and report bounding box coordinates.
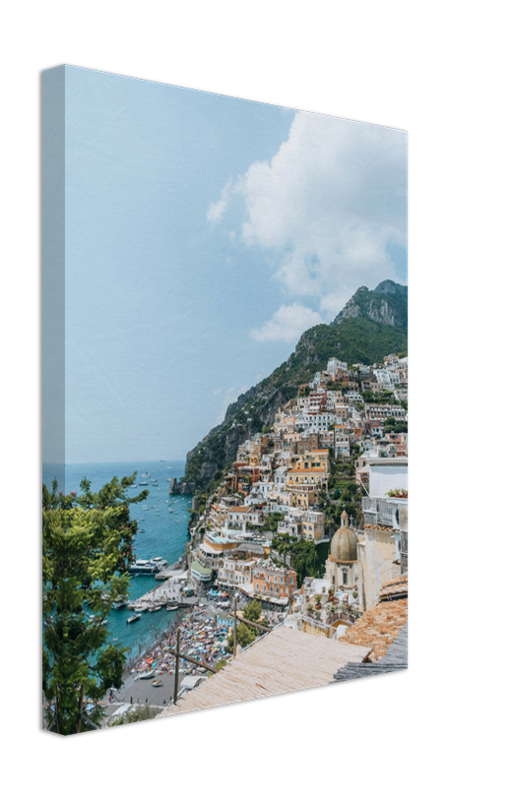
[226,622,256,653]
[42,473,145,735]
[264,512,285,532]
[384,421,408,433]
[243,600,262,622]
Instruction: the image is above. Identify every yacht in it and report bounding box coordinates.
[151,557,168,569]
[128,560,159,575]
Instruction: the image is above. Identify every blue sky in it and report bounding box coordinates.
[60,66,407,463]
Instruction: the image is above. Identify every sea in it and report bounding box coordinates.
[42,460,192,660]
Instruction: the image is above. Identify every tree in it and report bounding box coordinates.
[42,474,147,735]
[226,622,256,653]
[243,599,262,622]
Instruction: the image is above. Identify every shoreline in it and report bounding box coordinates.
[104,600,231,719]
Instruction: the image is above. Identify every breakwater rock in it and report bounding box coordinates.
[169,477,196,495]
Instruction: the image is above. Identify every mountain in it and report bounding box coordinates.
[178,280,407,494]
[334,280,407,328]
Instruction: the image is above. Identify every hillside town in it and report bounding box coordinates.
[97,352,409,721]
[156,353,408,707]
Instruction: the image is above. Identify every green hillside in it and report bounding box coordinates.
[181,281,407,494]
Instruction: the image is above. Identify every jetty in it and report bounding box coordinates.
[128,570,195,611]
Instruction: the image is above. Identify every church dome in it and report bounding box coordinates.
[330,510,358,562]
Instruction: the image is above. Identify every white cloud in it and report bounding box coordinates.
[210,111,407,317]
[206,178,232,224]
[213,387,221,396]
[251,302,324,343]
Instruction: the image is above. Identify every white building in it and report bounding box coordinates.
[373,368,398,390]
[327,357,348,373]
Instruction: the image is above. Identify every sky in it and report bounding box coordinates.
[49,66,407,464]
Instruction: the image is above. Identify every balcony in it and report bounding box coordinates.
[361,496,406,528]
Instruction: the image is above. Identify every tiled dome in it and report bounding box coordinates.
[330,510,358,563]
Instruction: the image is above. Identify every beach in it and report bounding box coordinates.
[102,600,233,723]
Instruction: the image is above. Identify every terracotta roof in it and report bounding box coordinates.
[339,599,408,662]
[333,623,407,682]
[378,575,408,599]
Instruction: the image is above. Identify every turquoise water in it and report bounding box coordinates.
[43,460,192,659]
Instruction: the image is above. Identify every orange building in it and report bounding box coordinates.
[253,564,297,598]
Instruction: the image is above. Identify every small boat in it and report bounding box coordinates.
[166,605,178,611]
[148,606,162,613]
[138,670,155,680]
[139,482,149,486]
[141,473,150,477]
[112,600,127,610]
[127,614,141,624]
[151,679,163,687]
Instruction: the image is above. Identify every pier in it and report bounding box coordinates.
[128,570,196,610]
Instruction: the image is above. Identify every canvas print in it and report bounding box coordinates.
[42,66,408,734]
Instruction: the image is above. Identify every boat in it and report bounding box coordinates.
[151,679,163,687]
[166,605,179,611]
[151,557,168,568]
[128,559,159,575]
[126,614,141,624]
[138,670,155,680]
[139,481,149,486]
[112,600,127,610]
[148,606,162,613]
[141,473,150,477]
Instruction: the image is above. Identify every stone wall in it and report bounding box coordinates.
[357,528,399,611]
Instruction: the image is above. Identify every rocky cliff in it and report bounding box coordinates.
[334,280,407,329]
